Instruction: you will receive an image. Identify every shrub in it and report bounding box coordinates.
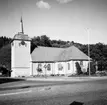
[50,74,55,76]
[0,66,11,77]
[37,68,42,73]
[61,74,65,76]
[75,62,83,75]
[87,62,96,75]
[96,71,107,76]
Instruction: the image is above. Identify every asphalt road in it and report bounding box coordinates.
[0,79,107,105]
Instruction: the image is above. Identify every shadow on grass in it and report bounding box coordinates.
[0,77,25,84]
[70,101,84,105]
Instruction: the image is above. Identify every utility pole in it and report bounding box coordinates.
[87,28,91,76]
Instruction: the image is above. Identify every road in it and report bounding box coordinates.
[0,79,107,105]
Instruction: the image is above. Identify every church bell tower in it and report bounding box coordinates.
[11,17,31,77]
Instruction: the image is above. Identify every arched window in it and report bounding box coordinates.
[80,61,83,66]
[38,63,42,69]
[58,63,63,71]
[37,63,42,72]
[47,64,51,71]
[68,63,70,70]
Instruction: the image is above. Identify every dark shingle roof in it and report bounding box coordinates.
[31,46,91,62]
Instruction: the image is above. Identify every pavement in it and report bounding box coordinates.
[26,76,107,81]
[1,77,107,105]
[0,76,107,91]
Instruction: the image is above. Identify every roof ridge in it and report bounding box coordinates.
[37,46,65,49]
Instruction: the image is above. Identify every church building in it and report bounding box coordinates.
[11,19,91,77]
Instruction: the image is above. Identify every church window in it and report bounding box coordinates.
[58,63,63,71]
[80,61,83,66]
[68,63,70,70]
[37,63,42,72]
[47,64,51,71]
[38,63,42,68]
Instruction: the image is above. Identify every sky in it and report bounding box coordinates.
[0,0,107,44]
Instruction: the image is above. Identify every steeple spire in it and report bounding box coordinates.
[20,16,24,34]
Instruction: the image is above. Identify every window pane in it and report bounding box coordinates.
[37,63,42,72]
[38,63,42,68]
[58,63,63,70]
[47,64,51,71]
[80,61,83,66]
[68,63,70,70]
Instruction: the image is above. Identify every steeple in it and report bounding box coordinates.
[20,16,24,34]
[13,17,31,41]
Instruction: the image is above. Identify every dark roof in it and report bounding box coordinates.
[13,32,31,41]
[31,46,91,62]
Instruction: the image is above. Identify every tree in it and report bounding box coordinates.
[40,35,52,47]
[31,41,37,53]
[75,62,83,75]
[87,62,96,75]
[0,36,11,49]
[32,35,52,47]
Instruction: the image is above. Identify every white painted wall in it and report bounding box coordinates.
[11,68,31,77]
[31,60,89,76]
[32,63,54,76]
[32,60,89,76]
[54,62,65,75]
[11,40,31,77]
[82,61,88,72]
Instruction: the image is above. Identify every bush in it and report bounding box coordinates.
[96,71,107,76]
[0,66,11,77]
[50,74,55,76]
[61,74,65,76]
[75,62,83,75]
[87,62,96,75]
[37,68,42,73]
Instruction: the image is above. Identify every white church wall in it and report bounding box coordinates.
[11,40,31,77]
[66,61,73,75]
[12,68,31,77]
[32,63,53,76]
[57,62,65,75]
[82,61,88,73]
[31,61,89,77]
[32,63,38,75]
[13,40,31,67]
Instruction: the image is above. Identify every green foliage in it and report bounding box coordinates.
[0,36,11,49]
[0,44,11,70]
[32,35,52,47]
[75,62,83,75]
[87,62,96,75]
[31,41,37,53]
[81,43,107,71]
[96,71,107,76]
[0,66,11,77]
[37,68,42,73]
[1,35,107,74]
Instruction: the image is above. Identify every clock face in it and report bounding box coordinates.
[19,40,27,46]
[21,40,25,45]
